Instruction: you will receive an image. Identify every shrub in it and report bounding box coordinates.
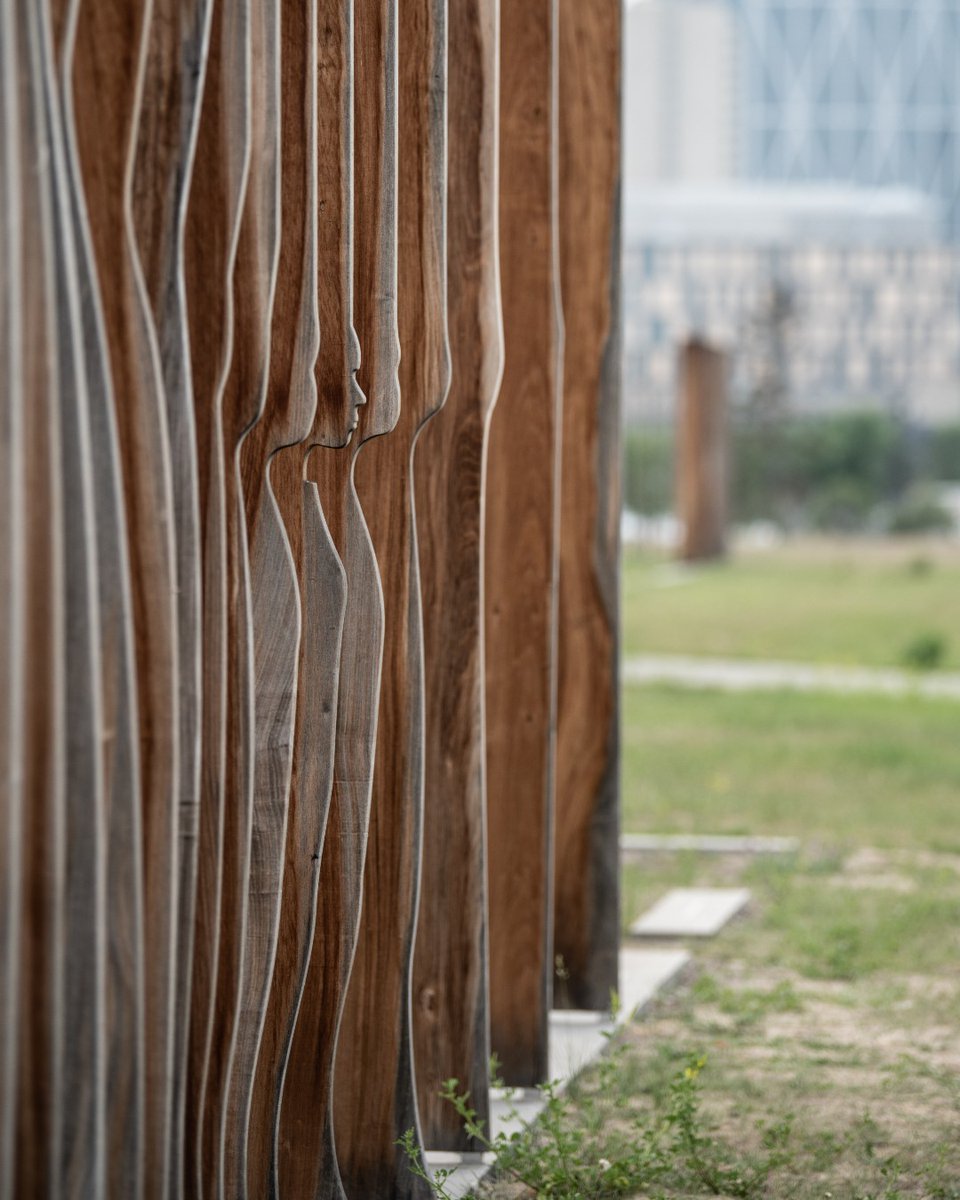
[902,632,948,672]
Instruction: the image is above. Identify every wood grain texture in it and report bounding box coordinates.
[14,0,67,1191]
[485,0,563,1087]
[553,0,621,1014]
[182,0,255,1195]
[334,0,450,1192]
[276,1,399,1194]
[0,6,24,1191]
[53,1,147,1191]
[41,1,109,1189]
[412,0,502,1152]
[214,4,283,1199]
[132,3,212,1188]
[71,0,182,1194]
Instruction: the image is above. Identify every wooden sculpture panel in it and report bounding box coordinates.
[553,0,621,1013]
[246,0,361,1194]
[52,2,147,1193]
[14,3,67,1191]
[44,2,109,1187]
[73,0,184,1195]
[182,1,254,1195]
[0,9,24,1193]
[485,0,563,1086]
[412,0,502,1152]
[133,3,211,1186]
[334,0,449,1193]
[275,1,399,1194]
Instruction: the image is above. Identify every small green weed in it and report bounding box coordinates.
[399,1051,792,1199]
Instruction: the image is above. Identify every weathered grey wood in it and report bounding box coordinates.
[40,1,109,1191]
[132,3,212,1189]
[677,338,729,563]
[14,0,67,1191]
[181,0,253,1195]
[412,0,502,1152]
[0,5,24,1191]
[54,1,147,1191]
[334,0,449,1193]
[276,1,399,1195]
[71,0,182,1195]
[553,0,621,1013]
[485,0,563,1087]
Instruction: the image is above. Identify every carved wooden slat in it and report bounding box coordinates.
[14,1,67,1192]
[275,2,399,1195]
[335,0,449,1192]
[180,0,253,1195]
[212,4,284,1199]
[41,2,110,1190]
[71,0,181,1194]
[240,7,321,1199]
[0,5,24,1191]
[412,0,502,1152]
[485,0,563,1087]
[553,0,621,1013]
[53,2,147,1191]
[132,4,212,1187]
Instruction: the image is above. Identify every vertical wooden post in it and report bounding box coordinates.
[14,6,67,1195]
[72,1,182,1194]
[485,0,563,1087]
[553,0,622,1014]
[334,0,449,1193]
[276,0,400,1196]
[412,0,502,1151]
[134,2,213,1189]
[677,338,729,563]
[0,7,25,1192]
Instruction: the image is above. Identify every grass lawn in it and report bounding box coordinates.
[622,684,960,849]
[622,537,960,670]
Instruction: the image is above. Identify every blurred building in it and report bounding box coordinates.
[623,184,960,425]
[734,0,960,242]
[624,0,738,185]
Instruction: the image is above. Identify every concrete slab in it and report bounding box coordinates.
[630,887,751,939]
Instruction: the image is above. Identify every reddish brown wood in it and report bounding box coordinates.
[182,0,252,1194]
[133,2,212,1188]
[412,0,502,1151]
[52,0,146,1186]
[72,0,182,1195]
[677,338,729,563]
[333,0,449,1193]
[553,0,621,1014]
[246,0,363,1195]
[485,0,563,1086]
[14,3,66,1192]
[0,9,24,1192]
[274,1,399,1194]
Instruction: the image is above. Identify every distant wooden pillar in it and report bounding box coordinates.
[677,339,728,562]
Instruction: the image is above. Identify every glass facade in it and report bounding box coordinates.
[734,1,960,240]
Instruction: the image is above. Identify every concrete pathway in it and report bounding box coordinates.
[624,654,960,700]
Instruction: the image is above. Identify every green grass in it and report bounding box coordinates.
[622,684,960,850]
[623,540,960,669]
